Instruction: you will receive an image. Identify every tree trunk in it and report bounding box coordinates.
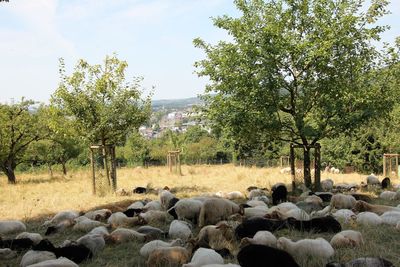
[101,139,111,186]
[61,162,67,175]
[303,146,312,188]
[48,163,53,177]
[3,161,17,184]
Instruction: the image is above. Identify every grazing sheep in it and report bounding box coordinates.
[244,206,270,218]
[182,247,224,267]
[133,186,147,194]
[332,209,356,224]
[76,233,105,255]
[239,230,277,248]
[304,195,324,205]
[246,200,268,207]
[367,174,380,185]
[0,248,17,260]
[45,219,75,236]
[326,257,394,267]
[147,241,195,267]
[333,183,358,192]
[271,184,287,205]
[248,189,267,200]
[277,237,334,260]
[107,212,140,228]
[137,226,167,240]
[72,217,106,232]
[353,201,400,215]
[106,228,147,244]
[311,205,331,218]
[127,200,145,210]
[296,201,323,214]
[88,226,109,237]
[198,198,243,227]
[16,232,43,245]
[25,257,79,267]
[237,244,300,267]
[356,212,383,226]
[143,200,163,212]
[139,210,170,224]
[196,221,236,252]
[140,239,184,259]
[83,209,112,221]
[159,190,175,210]
[0,238,33,251]
[381,177,391,189]
[42,211,79,226]
[379,191,397,201]
[20,250,56,267]
[235,217,287,239]
[330,194,356,209]
[0,220,26,235]
[169,220,192,241]
[287,216,341,233]
[330,230,363,248]
[380,211,400,225]
[168,199,203,223]
[321,179,334,191]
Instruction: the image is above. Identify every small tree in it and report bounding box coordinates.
[0,99,45,183]
[52,55,151,188]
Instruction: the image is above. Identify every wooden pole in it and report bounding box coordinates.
[111,146,117,191]
[90,148,96,195]
[314,143,321,191]
[383,155,386,177]
[396,155,399,179]
[290,144,296,192]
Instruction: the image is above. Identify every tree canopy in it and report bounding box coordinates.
[194,0,399,188]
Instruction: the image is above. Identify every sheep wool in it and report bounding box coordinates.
[277,237,334,260]
[182,248,224,267]
[330,230,364,248]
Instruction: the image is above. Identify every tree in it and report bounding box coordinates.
[194,0,398,189]
[0,99,45,183]
[52,54,151,188]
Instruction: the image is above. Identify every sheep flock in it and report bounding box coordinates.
[1,174,400,267]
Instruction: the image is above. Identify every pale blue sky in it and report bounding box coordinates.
[0,0,399,103]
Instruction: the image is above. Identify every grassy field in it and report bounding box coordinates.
[0,165,399,267]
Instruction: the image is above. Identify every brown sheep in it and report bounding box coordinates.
[352,201,400,215]
[198,198,244,227]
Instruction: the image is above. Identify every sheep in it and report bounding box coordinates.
[296,201,323,214]
[366,174,380,185]
[251,195,270,204]
[332,209,356,224]
[127,200,145,210]
[133,186,147,194]
[196,221,236,252]
[159,190,175,210]
[44,219,75,235]
[167,197,180,210]
[139,210,170,224]
[0,220,26,235]
[277,237,334,260]
[24,257,78,267]
[88,226,109,236]
[326,257,394,267]
[42,211,79,226]
[311,205,331,218]
[225,191,245,200]
[286,216,342,233]
[352,200,400,215]
[356,212,383,226]
[321,179,334,191]
[379,191,397,200]
[72,217,106,232]
[304,195,323,205]
[168,220,192,241]
[107,212,140,228]
[267,208,311,221]
[76,233,105,255]
[310,192,333,202]
[0,248,17,260]
[237,244,300,267]
[350,193,372,202]
[83,209,112,221]
[202,264,241,267]
[271,183,287,205]
[105,228,147,244]
[146,241,195,267]
[381,177,391,189]
[137,226,167,240]
[330,194,356,209]
[15,232,43,245]
[239,230,277,248]
[330,230,364,248]
[248,189,267,200]
[168,198,203,223]
[139,239,184,259]
[198,198,244,227]
[244,206,269,218]
[246,200,268,207]
[0,238,34,251]
[182,247,224,267]
[143,200,163,212]
[20,250,56,267]
[32,239,92,264]
[380,211,400,225]
[235,217,287,239]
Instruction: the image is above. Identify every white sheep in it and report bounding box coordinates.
[139,210,170,224]
[16,232,43,245]
[0,220,26,235]
[277,237,334,260]
[248,189,267,199]
[251,195,270,204]
[356,212,383,226]
[127,201,145,210]
[42,210,79,226]
[380,211,400,226]
[159,190,175,210]
[139,239,184,259]
[225,191,245,200]
[77,233,105,255]
[170,198,203,222]
[273,208,311,221]
[20,250,56,267]
[330,194,356,209]
[379,191,397,200]
[88,226,109,236]
[0,248,17,260]
[246,200,268,207]
[143,200,163,211]
[106,228,147,243]
[240,230,277,247]
[244,206,269,218]
[198,198,243,227]
[24,257,78,267]
[72,217,106,232]
[321,179,334,191]
[330,230,364,248]
[83,209,111,221]
[107,212,139,228]
[332,209,356,224]
[168,220,192,241]
[182,248,224,267]
[311,205,331,218]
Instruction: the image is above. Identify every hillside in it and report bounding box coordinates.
[151,96,203,111]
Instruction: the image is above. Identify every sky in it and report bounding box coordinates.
[0,0,399,104]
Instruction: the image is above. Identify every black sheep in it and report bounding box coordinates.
[310,192,333,202]
[381,177,391,189]
[133,186,147,194]
[237,244,300,267]
[272,184,287,205]
[0,238,33,251]
[167,197,180,210]
[235,217,287,239]
[33,239,92,264]
[287,216,341,233]
[123,208,143,217]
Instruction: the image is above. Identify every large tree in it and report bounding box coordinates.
[194,0,398,188]
[0,99,45,183]
[52,55,151,188]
